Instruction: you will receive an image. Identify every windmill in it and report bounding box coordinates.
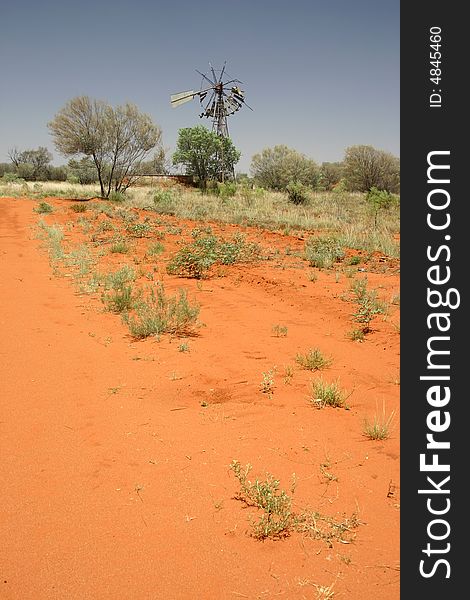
[170,61,252,139]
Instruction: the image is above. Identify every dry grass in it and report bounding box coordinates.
[5,179,400,257]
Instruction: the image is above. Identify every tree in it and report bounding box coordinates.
[48,96,162,197]
[7,146,52,180]
[67,157,98,184]
[250,145,319,190]
[319,162,344,191]
[172,126,240,189]
[343,145,400,193]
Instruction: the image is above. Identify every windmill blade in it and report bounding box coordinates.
[220,61,227,81]
[209,62,218,83]
[196,69,216,86]
[170,90,196,107]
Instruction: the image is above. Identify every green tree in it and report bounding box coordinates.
[343,145,400,193]
[172,126,240,189]
[250,145,318,190]
[7,146,53,180]
[48,96,162,197]
[67,157,98,184]
[319,162,344,191]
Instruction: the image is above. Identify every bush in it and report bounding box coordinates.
[108,191,126,203]
[70,203,87,213]
[216,181,237,198]
[230,460,292,540]
[122,284,200,338]
[304,235,344,268]
[286,181,310,205]
[167,236,218,279]
[295,348,332,371]
[2,172,21,183]
[34,201,54,214]
[153,189,177,215]
[309,378,348,408]
[366,187,394,210]
[166,233,262,278]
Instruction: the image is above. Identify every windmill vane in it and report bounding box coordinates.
[170,61,253,138]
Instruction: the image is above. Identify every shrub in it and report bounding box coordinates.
[363,405,395,440]
[102,284,135,313]
[104,265,136,290]
[146,242,165,257]
[295,348,332,371]
[70,202,87,213]
[347,279,387,334]
[286,181,310,205]
[305,236,344,268]
[167,236,218,279]
[2,172,21,183]
[126,222,152,238]
[110,240,130,254]
[153,189,177,215]
[230,460,292,540]
[34,201,53,214]
[309,378,348,409]
[366,186,394,210]
[122,283,200,338]
[108,191,127,203]
[216,181,237,198]
[167,233,261,279]
[272,324,288,337]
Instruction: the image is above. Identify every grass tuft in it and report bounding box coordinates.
[122,283,200,339]
[295,348,332,371]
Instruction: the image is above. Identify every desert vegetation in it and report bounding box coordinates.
[1,94,400,600]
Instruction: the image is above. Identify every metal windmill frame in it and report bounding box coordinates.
[170,62,252,181]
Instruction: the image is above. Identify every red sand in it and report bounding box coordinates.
[0,197,399,599]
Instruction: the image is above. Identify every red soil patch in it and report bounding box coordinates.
[0,197,400,599]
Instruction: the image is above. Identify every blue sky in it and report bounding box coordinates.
[0,0,399,173]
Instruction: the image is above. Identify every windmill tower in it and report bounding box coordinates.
[170,62,252,180]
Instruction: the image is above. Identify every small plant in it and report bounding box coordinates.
[295,348,332,371]
[110,240,130,254]
[283,365,294,385]
[308,270,318,282]
[309,378,349,409]
[313,582,336,599]
[70,202,87,213]
[305,235,344,269]
[216,181,237,198]
[122,283,200,339]
[146,242,165,257]
[345,277,387,334]
[104,265,136,290]
[352,293,386,334]
[272,324,288,337]
[347,328,365,342]
[229,460,292,540]
[153,189,176,215]
[102,283,136,313]
[34,201,53,214]
[346,255,361,266]
[363,404,395,440]
[260,368,276,394]
[108,191,126,203]
[178,342,190,352]
[165,225,182,235]
[126,222,152,238]
[366,187,396,227]
[230,460,361,543]
[286,181,310,205]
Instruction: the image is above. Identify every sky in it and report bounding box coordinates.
[0,0,399,174]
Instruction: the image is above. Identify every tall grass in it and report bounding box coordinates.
[13,180,400,257]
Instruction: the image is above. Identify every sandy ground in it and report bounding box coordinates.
[0,196,400,599]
